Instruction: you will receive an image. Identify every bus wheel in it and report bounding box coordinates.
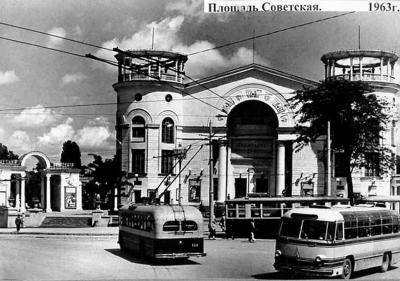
[380,252,391,272]
[342,258,353,279]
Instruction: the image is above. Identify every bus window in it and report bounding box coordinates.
[163,221,180,231]
[327,222,335,241]
[357,216,370,237]
[238,204,246,218]
[344,218,357,239]
[182,221,198,231]
[336,222,344,240]
[251,203,261,217]
[394,215,399,233]
[301,220,328,240]
[371,215,382,236]
[227,203,236,217]
[382,216,392,234]
[280,218,301,238]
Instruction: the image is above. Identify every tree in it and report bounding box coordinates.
[0,143,18,160]
[60,140,81,168]
[290,79,392,204]
[81,154,123,209]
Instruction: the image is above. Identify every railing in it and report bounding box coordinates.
[328,73,396,83]
[120,72,183,83]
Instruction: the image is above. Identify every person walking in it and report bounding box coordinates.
[15,214,22,233]
[208,220,216,240]
[249,219,256,243]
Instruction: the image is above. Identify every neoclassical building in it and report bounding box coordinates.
[113,49,400,207]
[0,151,82,227]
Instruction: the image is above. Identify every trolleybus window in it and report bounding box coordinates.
[182,221,198,231]
[251,203,261,217]
[163,221,180,231]
[238,204,245,218]
[280,218,301,238]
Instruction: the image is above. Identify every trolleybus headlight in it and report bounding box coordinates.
[275,250,282,257]
[314,256,323,265]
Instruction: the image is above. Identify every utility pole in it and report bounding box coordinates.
[327,121,332,196]
[209,120,214,226]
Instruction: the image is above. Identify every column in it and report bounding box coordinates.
[16,179,20,210]
[387,58,390,81]
[226,142,235,199]
[114,185,118,211]
[350,57,354,81]
[276,142,285,196]
[5,176,10,207]
[41,175,45,209]
[380,57,383,80]
[324,64,328,79]
[217,140,227,202]
[332,60,335,77]
[20,173,26,212]
[360,57,363,80]
[46,174,52,212]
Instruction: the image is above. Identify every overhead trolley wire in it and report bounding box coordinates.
[187,11,356,56]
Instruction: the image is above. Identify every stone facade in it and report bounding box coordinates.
[113,49,400,207]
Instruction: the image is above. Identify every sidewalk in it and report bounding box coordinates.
[0,226,119,236]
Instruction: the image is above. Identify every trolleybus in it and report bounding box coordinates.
[225,196,349,238]
[118,203,206,259]
[274,205,400,279]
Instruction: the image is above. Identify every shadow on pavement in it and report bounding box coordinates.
[254,265,399,280]
[105,248,200,266]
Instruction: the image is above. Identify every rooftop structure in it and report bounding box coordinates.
[115,50,188,83]
[321,50,398,83]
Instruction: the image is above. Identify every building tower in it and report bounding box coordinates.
[113,50,188,205]
[321,50,400,197]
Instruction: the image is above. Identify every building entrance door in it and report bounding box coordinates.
[235,178,247,198]
[256,178,268,193]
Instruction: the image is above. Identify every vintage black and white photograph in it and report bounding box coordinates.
[1,0,400,280]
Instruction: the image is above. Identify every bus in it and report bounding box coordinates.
[118,204,206,259]
[274,205,400,279]
[225,196,349,238]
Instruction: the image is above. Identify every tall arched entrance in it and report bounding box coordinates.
[227,100,279,197]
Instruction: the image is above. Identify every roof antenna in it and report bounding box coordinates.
[358,25,361,50]
[151,26,155,50]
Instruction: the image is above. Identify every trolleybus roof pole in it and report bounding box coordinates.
[150,145,192,203]
[158,145,204,202]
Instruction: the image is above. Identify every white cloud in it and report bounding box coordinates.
[165,0,230,22]
[87,116,110,126]
[11,105,59,128]
[46,27,67,48]
[0,70,19,85]
[94,16,268,77]
[8,131,34,153]
[76,126,112,148]
[37,117,75,146]
[61,73,87,85]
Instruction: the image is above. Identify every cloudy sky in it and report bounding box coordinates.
[0,0,399,164]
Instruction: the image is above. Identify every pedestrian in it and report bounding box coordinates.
[15,214,22,233]
[208,220,216,240]
[249,219,256,243]
[219,215,225,232]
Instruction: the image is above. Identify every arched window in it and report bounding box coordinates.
[162,118,174,143]
[132,116,145,142]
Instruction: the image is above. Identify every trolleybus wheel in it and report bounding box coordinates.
[342,258,353,279]
[380,252,391,272]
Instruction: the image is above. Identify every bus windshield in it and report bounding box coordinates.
[280,218,335,241]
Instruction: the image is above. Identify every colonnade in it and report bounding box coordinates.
[215,139,287,201]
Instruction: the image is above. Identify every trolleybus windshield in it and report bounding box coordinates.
[280,217,335,241]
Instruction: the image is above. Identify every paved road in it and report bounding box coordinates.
[0,235,399,280]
